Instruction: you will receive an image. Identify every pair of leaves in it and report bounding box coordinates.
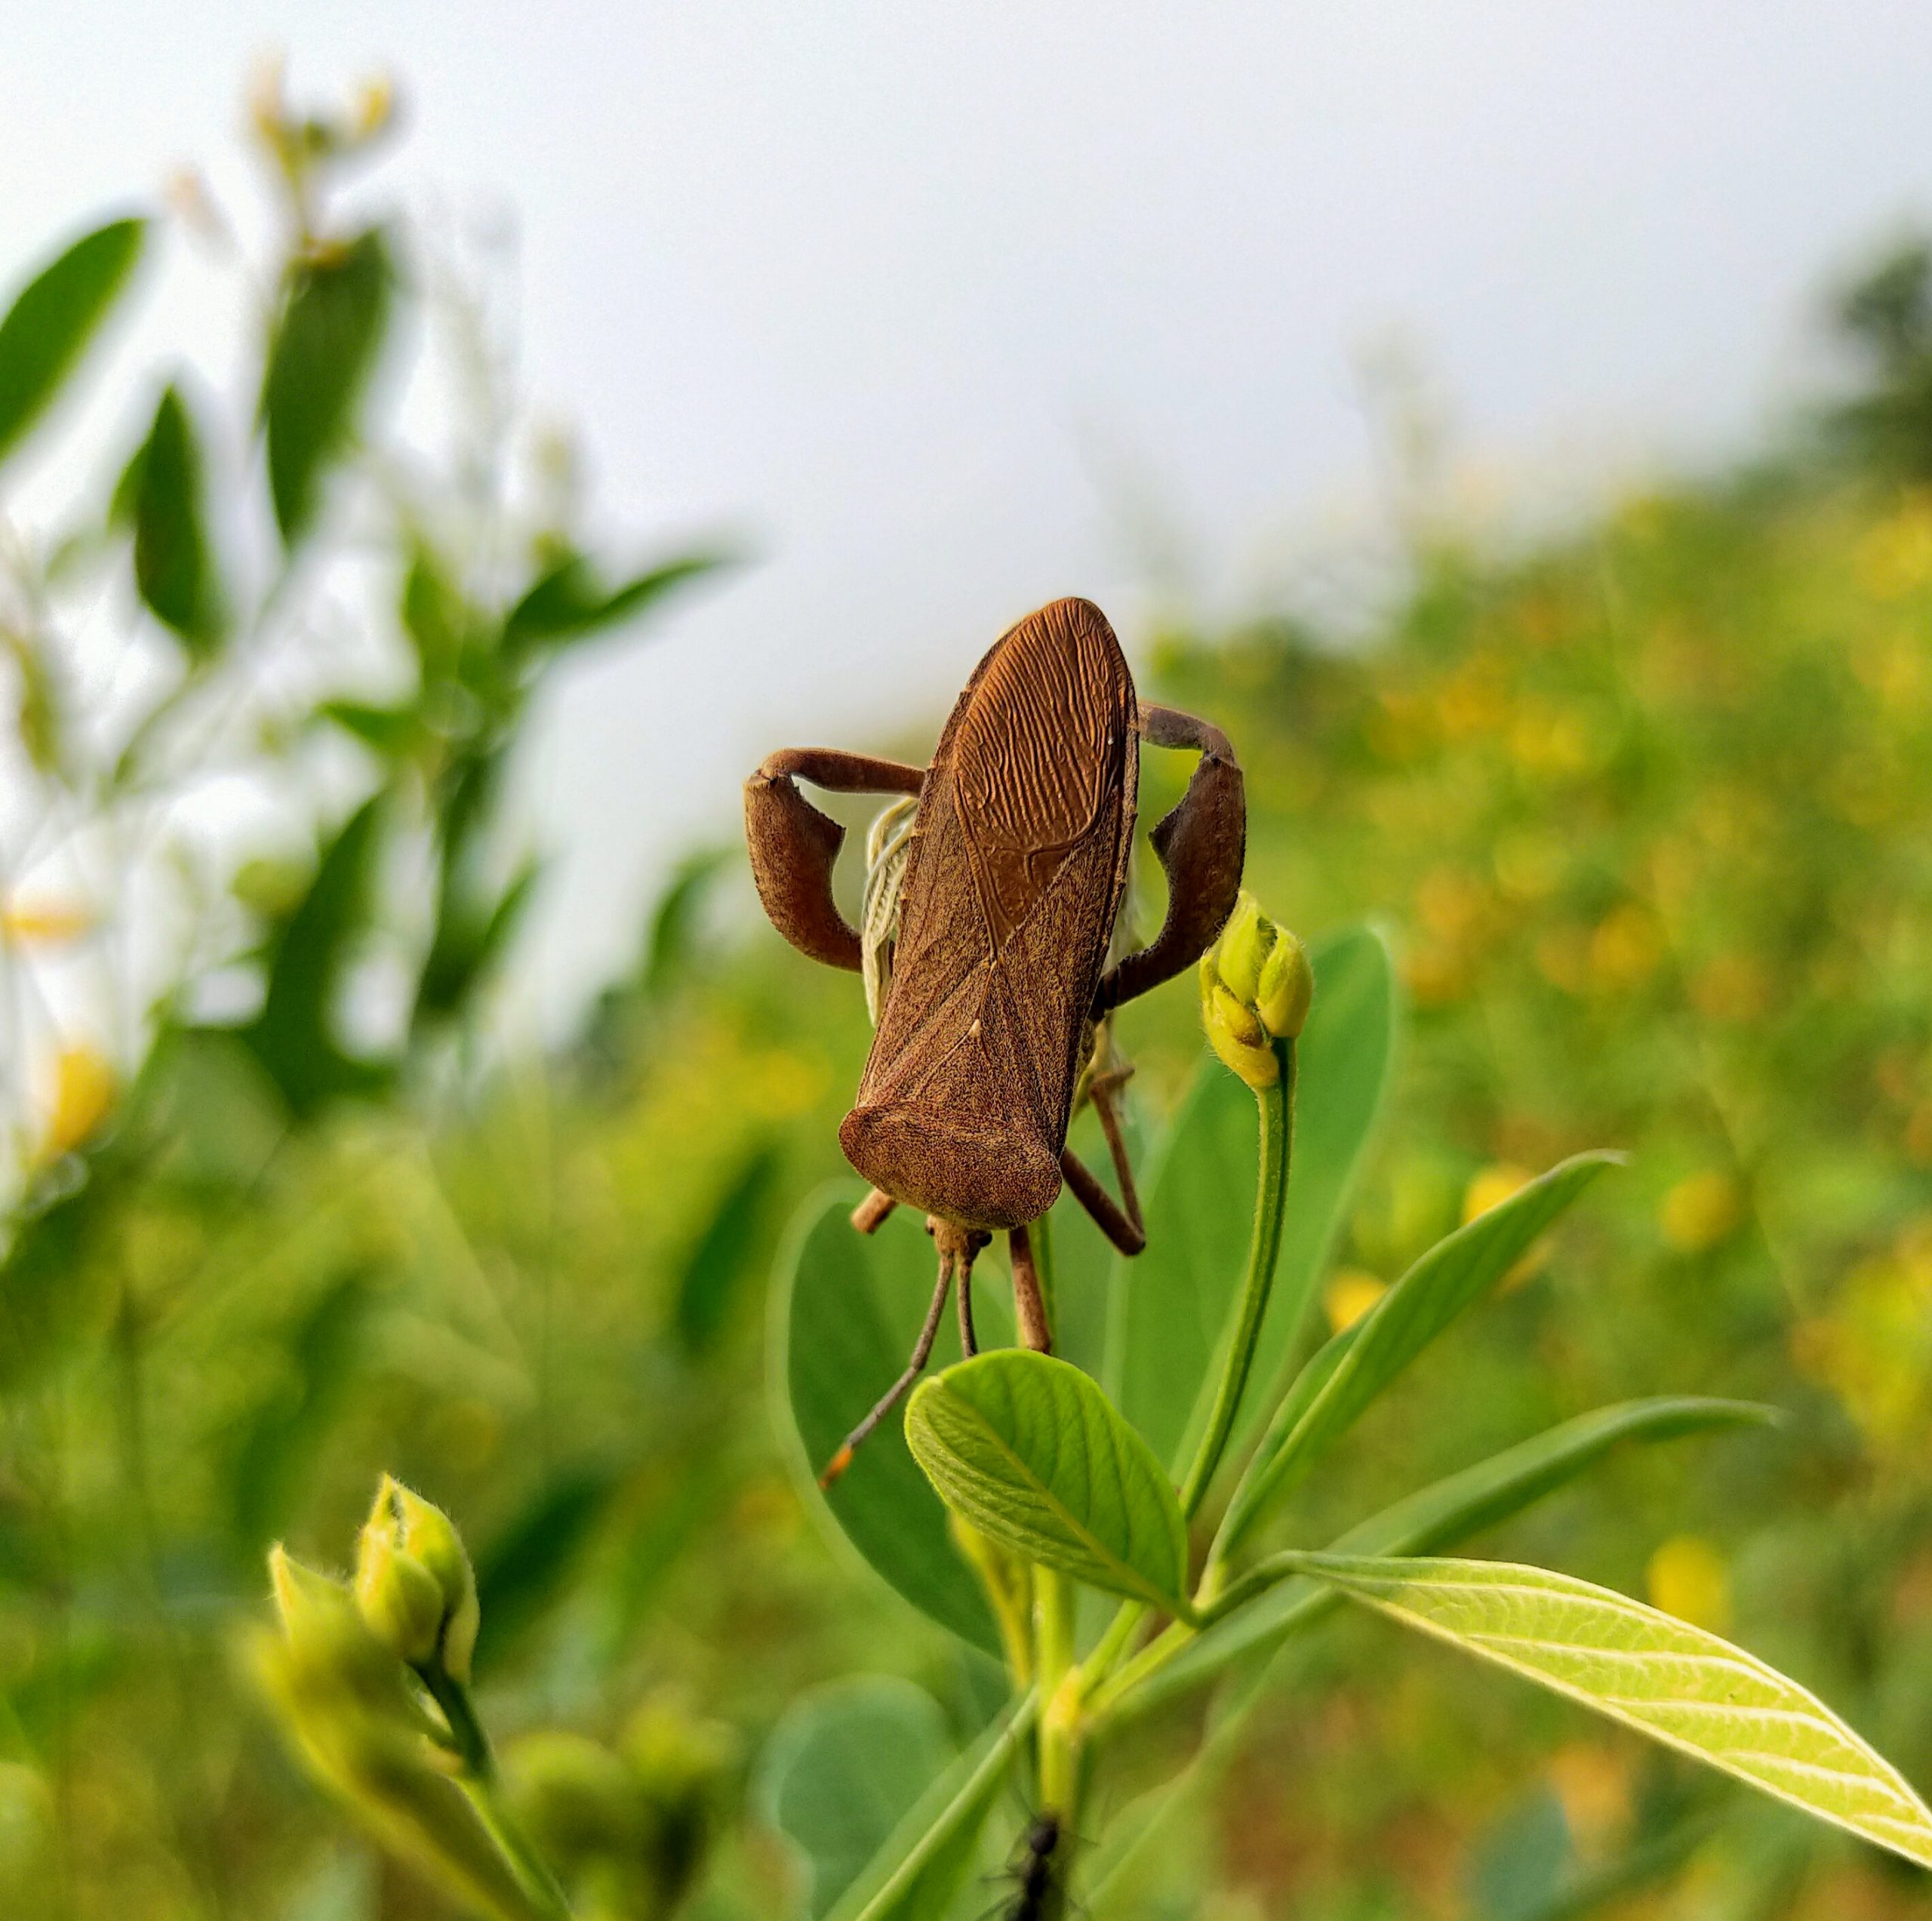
[1218,1149,1621,1553]
[0,216,146,467]
[1108,925,1395,1479]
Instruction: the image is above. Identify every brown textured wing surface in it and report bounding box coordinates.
[841,599,1137,1227]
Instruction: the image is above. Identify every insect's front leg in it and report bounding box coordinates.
[743,747,924,971]
[1094,703,1245,1014]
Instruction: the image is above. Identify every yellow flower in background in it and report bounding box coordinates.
[1660,1170,1743,1253]
[1464,1164,1543,1291]
[1854,494,1932,599]
[38,1046,114,1163]
[1646,1535,1732,1634]
[1323,1268,1388,1335]
[1464,1163,1533,1223]
[1,897,91,946]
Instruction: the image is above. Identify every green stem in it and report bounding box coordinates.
[421,1667,574,1921]
[1176,1040,1295,1520]
[1034,1566,1079,1815]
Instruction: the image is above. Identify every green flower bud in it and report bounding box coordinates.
[358,1476,480,1682]
[1256,927,1313,1039]
[1217,891,1275,1004]
[355,1523,448,1668]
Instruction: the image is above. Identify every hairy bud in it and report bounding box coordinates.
[356,1476,479,1682]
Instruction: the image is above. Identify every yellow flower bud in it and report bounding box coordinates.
[1217,891,1275,1004]
[1256,928,1313,1039]
[1204,984,1278,1090]
[355,1523,448,1667]
[38,1046,114,1164]
[360,1476,479,1682]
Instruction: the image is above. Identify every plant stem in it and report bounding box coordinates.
[420,1667,574,1921]
[1035,1565,1080,1815]
[1177,1040,1296,1520]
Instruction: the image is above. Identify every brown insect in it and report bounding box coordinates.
[745,597,1244,1482]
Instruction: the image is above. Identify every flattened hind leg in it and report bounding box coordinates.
[745,747,924,971]
[1094,704,1245,1014]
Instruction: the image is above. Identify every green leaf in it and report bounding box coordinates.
[1285,1553,1932,1871]
[1108,925,1395,1476]
[233,793,395,1119]
[905,1350,1188,1612]
[675,1141,780,1357]
[1221,1150,1620,1552]
[830,1695,1035,1921]
[472,1464,626,1672]
[502,549,725,654]
[758,1678,955,1919]
[123,383,225,652]
[772,1189,1003,1653]
[1140,1397,1774,1716]
[322,700,420,759]
[0,217,146,466]
[262,229,393,543]
[412,858,540,1032]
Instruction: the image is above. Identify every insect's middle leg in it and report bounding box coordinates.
[1060,1068,1147,1257]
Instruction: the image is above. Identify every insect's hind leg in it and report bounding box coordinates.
[1094,703,1245,1015]
[745,747,924,971]
[1060,1069,1146,1257]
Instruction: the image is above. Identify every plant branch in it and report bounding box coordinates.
[1177,1039,1295,1519]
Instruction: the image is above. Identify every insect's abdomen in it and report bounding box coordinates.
[841,599,1137,1230]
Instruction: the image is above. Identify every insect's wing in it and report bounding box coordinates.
[846,599,1135,1225]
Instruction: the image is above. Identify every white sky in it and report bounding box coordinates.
[6,4,1932,1024]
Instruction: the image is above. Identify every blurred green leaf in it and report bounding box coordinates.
[1106,1052,1253,1470]
[262,229,393,543]
[774,1189,1001,1655]
[642,848,731,1001]
[758,1677,955,1919]
[1284,1552,1932,1870]
[413,857,540,1033]
[321,700,420,759]
[1146,1396,1775,1714]
[829,1695,1034,1921]
[1222,1150,1620,1551]
[906,1350,1188,1612]
[229,1267,376,1549]
[122,383,226,653]
[675,1141,780,1357]
[473,1464,625,1671]
[503,549,724,655]
[233,793,395,1119]
[0,216,146,467]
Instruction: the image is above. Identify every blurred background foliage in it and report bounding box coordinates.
[4,76,1932,1921]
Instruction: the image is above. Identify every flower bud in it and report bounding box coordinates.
[355,1523,447,1668]
[1216,893,1275,1005]
[357,1476,479,1682]
[1256,928,1313,1039]
[1204,984,1278,1090]
[1200,891,1314,1085]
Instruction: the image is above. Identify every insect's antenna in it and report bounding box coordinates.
[819,1243,955,1488]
